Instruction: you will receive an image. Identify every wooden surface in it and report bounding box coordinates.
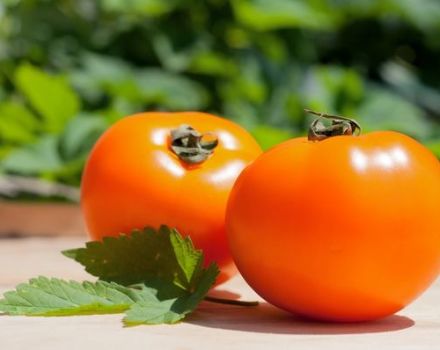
[1,236,440,350]
[0,202,85,237]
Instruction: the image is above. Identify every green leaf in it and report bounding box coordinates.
[1,136,62,174]
[133,69,208,109]
[59,114,107,160]
[425,139,440,158]
[74,56,208,110]
[232,0,336,31]
[381,61,440,114]
[251,125,293,150]
[62,226,218,292]
[123,264,218,325]
[152,33,196,73]
[0,277,140,316]
[188,52,237,77]
[60,226,220,325]
[0,275,218,325]
[15,63,80,133]
[123,298,184,325]
[302,65,364,114]
[391,0,440,32]
[169,231,203,286]
[357,87,432,140]
[69,53,133,104]
[0,101,39,144]
[103,96,143,124]
[102,0,181,17]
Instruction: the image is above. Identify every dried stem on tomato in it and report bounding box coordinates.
[305,109,362,141]
[170,124,218,164]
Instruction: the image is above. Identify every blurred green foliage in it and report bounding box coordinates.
[1,0,440,187]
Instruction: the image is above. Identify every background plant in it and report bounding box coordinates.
[1,0,440,192]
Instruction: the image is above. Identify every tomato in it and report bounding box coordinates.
[81,111,262,284]
[226,111,440,321]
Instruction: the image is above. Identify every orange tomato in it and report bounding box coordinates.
[226,126,440,321]
[81,111,262,284]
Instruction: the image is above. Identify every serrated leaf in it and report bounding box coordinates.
[169,230,203,286]
[0,277,141,316]
[62,225,217,292]
[123,263,219,325]
[123,298,184,325]
[1,228,219,325]
[0,275,219,325]
[174,263,219,313]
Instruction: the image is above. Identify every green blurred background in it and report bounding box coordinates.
[1,0,440,198]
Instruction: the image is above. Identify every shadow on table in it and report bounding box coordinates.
[188,290,414,335]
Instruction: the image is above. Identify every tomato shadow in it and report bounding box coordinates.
[187,299,415,335]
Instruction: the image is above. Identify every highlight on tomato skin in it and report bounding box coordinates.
[226,111,440,322]
[80,111,262,285]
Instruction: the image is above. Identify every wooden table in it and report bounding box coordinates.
[1,236,440,350]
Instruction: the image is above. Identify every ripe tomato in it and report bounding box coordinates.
[226,112,440,321]
[81,111,262,284]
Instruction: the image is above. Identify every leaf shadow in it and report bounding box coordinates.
[187,300,415,335]
[206,288,241,300]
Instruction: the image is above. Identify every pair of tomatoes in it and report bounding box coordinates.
[82,111,440,322]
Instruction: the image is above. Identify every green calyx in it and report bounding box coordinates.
[170,124,218,164]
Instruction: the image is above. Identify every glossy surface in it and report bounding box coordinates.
[226,131,440,321]
[81,111,262,284]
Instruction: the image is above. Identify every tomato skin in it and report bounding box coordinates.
[81,111,262,284]
[226,131,440,321]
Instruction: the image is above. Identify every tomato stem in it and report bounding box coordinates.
[170,125,218,164]
[305,109,362,141]
[204,296,259,307]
